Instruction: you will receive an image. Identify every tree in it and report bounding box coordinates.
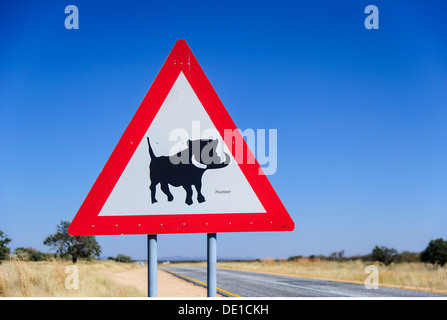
[420,238,447,267]
[371,246,398,266]
[329,250,345,261]
[44,221,101,263]
[0,231,12,261]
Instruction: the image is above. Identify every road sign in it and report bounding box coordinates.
[68,39,294,236]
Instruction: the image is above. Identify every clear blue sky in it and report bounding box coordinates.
[1,1,446,260]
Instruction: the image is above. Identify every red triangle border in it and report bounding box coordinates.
[68,40,294,236]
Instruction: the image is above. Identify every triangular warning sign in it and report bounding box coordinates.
[68,40,294,236]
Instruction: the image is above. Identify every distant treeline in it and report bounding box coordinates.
[168,241,446,267]
[287,249,420,264]
[1,227,446,267]
[8,247,104,262]
[288,240,447,267]
[0,223,132,264]
[6,247,134,264]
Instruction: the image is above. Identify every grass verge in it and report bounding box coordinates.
[0,258,145,297]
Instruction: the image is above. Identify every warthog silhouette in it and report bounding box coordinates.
[147,137,230,205]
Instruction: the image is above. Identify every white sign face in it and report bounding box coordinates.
[99,72,265,216]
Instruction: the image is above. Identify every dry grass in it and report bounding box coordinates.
[175,258,447,295]
[0,258,145,297]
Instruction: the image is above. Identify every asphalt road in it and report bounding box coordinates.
[162,266,446,298]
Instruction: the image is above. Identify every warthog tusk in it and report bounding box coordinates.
[191,155,207,169]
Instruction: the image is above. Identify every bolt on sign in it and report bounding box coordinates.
[68,40,294,236]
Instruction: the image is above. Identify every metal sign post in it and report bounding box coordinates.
[207,233,217,297]
[148,234,157,297]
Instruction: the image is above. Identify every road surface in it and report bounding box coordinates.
[162,266,446,298]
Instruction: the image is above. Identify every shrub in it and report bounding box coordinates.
[0,231,12,261]
[30,251,45,261]
[420,238,447,267]
[112,254,132,263]
[117,254,132,263]
[14,247,47,261]
[371,246,398,265]
[288,255,303,261]
[394,251,420,263]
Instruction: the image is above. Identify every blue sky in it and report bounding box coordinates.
[1,1,446,260]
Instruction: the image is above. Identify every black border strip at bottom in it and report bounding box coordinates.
[0,299,442,319]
